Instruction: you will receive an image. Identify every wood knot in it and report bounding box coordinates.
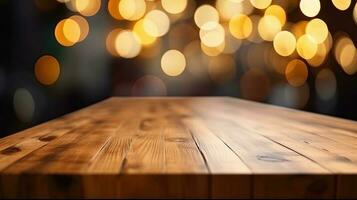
[166,137,187,143]
[39,135,57,142]
[139,118,155,131]
[1,146,21,155]
[256,155,289,162]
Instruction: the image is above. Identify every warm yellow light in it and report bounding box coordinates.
[285,59,308,87]
[273,31,296,56]
[199,22,225,47]
[115,30,142,58]
[307,43,328,67]
[306,18,328,44]
[66,0,101,16]
[143,10,170,37]
[133,19,156,46]
[119,0,146,21]
[291,21,308,39]
[35,55,60,85]
[296,34,318,59]
[54,18,81,46]
[201,41,225,56]
[216,0,243,21]
[208,55,236,84]
[108,0,121,20]
[332,0,351,10]
[194,5,219,28]
[106,28,122,57]
[69,15,89,42]
[229,14,252,39]
[335,37,357,75]
[258,15,281,41]
[161,50,186,76]
[250,0,271,9]
[161,0,187,14]
[265,5,286,26]
[299,0,320,17]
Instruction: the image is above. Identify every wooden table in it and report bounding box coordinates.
[0,97,356,199]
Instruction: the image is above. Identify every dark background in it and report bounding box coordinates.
[0,0,357,138]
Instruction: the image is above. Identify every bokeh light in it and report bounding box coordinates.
[55,18,81,46]
[115,30,142,58]
[133,19,156,46]
[69,15,89,42]
[161,0,187,14]
[229,14,252,39]
[199,22,225,47]
[285,59,308,87]
[296,34,318,59]
[161,50,186,76]
[258,15,281,41]
[132,75,167,96]
[265,5,286,26]
[332,0,351,11]
[108,0,121,20]
[143,10,170,37]
[66,0,101,16]
[34,55,60,85]
[250,0,272,10]
[299,0,320,17]
[334,36,357,75]
[305,18,328,44]
[106,28,122,57]
[273,31,296,56]
[119,0,146,21]
[194,5,219,28]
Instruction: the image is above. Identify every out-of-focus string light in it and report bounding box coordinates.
[143,10,170,37]
[69,15,89,42]
[229,14,252,39]
[108,0,121,20]
[299,0,320,17]
[106,28,122,57]
[199,22,225,47]
[307,43,328,67]
[194,5,219,28]
[13,88,35,123]
[265,5,286,26]
[250,0,272,10]
[216,0,243,21]
[119,0,146,21]
[201,41,225,56]
[133,19,156,46]
[332,0,351,11]
[55,18,81,46]
[66,0,101,16]
[258,15,281,41]
[161,0,187,14]
[285,59,308,87]
[161,50,186,76]
[334,36,357,75]
[305,18,328,44]
[291,21,308,39]
[35,55,60,85]
[115,30,142,58]
[296,34,318,59]
[273,31,296,56]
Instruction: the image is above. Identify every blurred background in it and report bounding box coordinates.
[0,0,357,137]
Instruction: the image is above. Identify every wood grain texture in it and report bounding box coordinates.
[0,97,357,198]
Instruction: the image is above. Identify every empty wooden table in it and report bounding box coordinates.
[0,97,357,198]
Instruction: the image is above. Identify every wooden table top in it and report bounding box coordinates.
[1,97,357,198]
